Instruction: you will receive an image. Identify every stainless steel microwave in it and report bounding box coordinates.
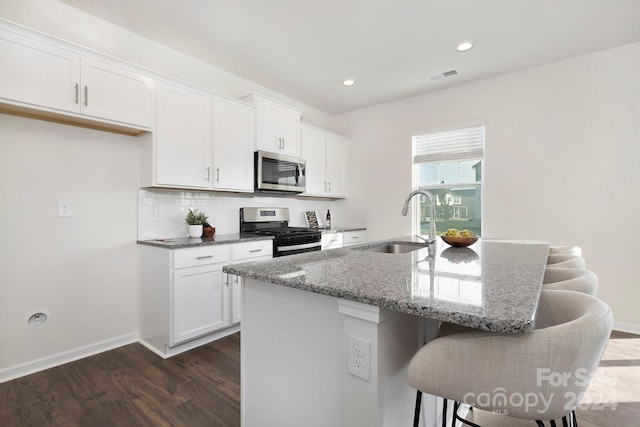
[254,150,306,193]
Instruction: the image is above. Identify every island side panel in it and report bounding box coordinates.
[241,278,344,427]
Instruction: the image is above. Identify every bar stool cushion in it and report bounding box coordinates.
[543,268,598,296]
[407,290,612,421]
[546,254,586,269]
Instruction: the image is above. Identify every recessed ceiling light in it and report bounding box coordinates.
[456,41,474,52]
[342,79,355,86]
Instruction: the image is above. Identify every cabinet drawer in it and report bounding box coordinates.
[232,240,273,261]
[173,245,230,269]
[343,231,367,247]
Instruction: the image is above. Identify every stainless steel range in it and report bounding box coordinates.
[240,207,321,257]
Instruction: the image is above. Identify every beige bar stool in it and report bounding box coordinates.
[543,268,598,296]
[548,246,582,256]
[546,254,586,269]
[407,290,613,427]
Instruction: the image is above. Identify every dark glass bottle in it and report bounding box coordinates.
[326,209,331,229]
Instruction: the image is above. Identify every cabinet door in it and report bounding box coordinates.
[155,83,212,188]
[301,126,327,196]
[321,232,343,249]
[255,101,280,152]
[172,265,229,344]
[0,28,80,113]
[230,274,242,324]
[277,108,301,157]
[325,135,348,198]
[212,99,253,192]
[80,58,153,128]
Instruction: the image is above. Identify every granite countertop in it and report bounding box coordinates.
[137,233,273,249]
[223,236,550,333]
[320,227,367,233]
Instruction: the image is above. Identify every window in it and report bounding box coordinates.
[412,125,484,236]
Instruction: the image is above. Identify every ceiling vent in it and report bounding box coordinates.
[428,69,459,81]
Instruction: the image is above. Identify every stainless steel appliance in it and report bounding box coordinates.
[240,207,321,257]
[254,150,306,193]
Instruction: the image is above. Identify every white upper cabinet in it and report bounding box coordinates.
[141,84,256,192]
[0,26,154,131]
[212,98,254,192]
[301,124,349,198]
[0,28,81,113]
[79,58,154,128]
[149,82,213,189]
[242,93,302,157]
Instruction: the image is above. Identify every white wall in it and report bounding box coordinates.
[329,42,640,331]
[0,114,139,378]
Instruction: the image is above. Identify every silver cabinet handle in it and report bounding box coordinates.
[215,167,220,183]
[352,236,360,240]
[74,83,79,104]
[328,182,332,192]
[249,249,263,253]
[196,255,213,259]
[84,85,88,106]
[206,167,211,182]
[234,276,239,284]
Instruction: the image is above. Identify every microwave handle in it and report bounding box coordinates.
[295,164,301,185]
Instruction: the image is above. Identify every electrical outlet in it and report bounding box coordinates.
[57,200,72,217]
[348,336,371,381]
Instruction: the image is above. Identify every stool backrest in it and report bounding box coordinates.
[547,254,586,269]
[543,268,598,296]
[408,290,613,421]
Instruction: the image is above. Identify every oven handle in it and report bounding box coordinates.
[278,242,321,252]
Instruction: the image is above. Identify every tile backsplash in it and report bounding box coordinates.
[138,188,335,240]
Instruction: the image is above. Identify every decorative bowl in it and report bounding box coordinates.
[440,235,479,247]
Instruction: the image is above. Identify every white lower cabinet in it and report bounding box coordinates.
[228,240,274,324]
[172,262,229,344]
[321,232,343,249]
[139,239,272,358]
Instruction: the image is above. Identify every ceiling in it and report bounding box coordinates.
[59,0,640,115]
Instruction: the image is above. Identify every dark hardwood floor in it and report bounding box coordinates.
[0,331,638,426]
[0,334,240,427]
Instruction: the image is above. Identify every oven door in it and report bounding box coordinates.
[276,241,321,257]
[255,151,306,193]
[275,233,321,257]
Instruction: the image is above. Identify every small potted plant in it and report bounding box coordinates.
[185,208,208,238]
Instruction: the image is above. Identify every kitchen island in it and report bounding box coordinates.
[224,237,549,427]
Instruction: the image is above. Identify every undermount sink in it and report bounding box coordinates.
[352,241,429,254]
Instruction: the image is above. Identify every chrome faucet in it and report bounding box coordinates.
[401,190,437,251]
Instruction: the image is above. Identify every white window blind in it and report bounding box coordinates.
[413,125,484,164]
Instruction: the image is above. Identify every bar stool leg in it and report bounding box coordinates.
[442,398,447,427]
[413,390,422,427]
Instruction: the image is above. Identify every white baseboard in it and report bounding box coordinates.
[613,322,640,335]
[140,324,241,359]
[0,332,138,384]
